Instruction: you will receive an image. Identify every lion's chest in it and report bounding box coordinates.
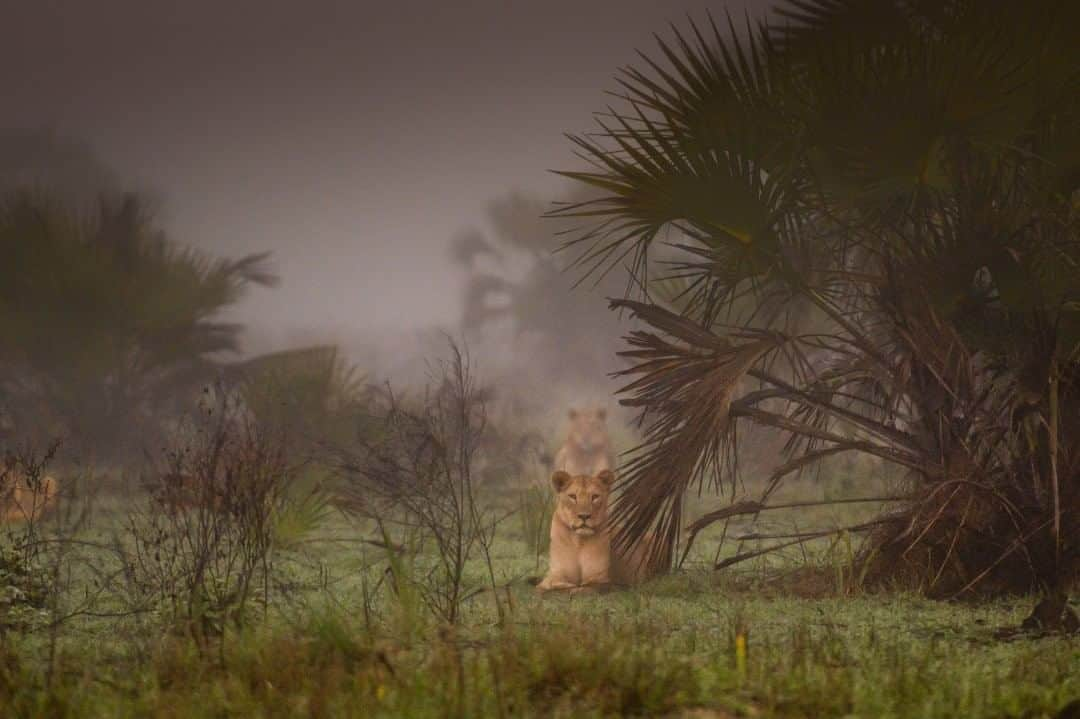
[552,537,611,585]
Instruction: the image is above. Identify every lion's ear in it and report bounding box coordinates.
[568,407,578,420]
[551,471,572,492]
[596,407,607,421]
[596,469,615,487]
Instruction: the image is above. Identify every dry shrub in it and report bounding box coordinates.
[334,339,505,625]
[863,446,1079,599]
[0,444,60,637]
[854,297,1080,598]
[122,388,297,647]
[0,440,115,693]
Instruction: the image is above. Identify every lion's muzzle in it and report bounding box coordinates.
[572,521,598,535]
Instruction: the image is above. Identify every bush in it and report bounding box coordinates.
[121,389,300,648]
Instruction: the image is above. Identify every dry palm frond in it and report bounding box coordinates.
[606,299,789,570]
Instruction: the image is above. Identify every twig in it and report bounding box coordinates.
[289,536,407,552]
[713,519,891,570]
[681,495,907,563]
[947,519,1052,599]
[733,523,882,541]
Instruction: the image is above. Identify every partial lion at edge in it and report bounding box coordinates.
[0,471,58,523]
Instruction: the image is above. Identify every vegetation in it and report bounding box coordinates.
[452,190,629,379]
[0,186,384,471]
[229,344,378,455]
[0,191,277,461]
[124,390,303,651]
[0,484,1076,717]
[553,0,1080,598]
[1,3,1077,717]
[334,342,510,626]
[1,339,1075,718]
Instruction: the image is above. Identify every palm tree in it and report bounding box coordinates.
[554,0,1079,596]
[452,189,635,380]
[0,190,278,461]
[227,344,378,454]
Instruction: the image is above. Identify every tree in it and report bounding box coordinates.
[0,190,278,461]
[555,0,1079,596]
[452,190,632,382]
[227,344,378,456]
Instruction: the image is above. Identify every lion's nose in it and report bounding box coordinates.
[577,513,591,521]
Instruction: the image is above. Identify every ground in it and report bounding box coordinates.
[1,468,1076,718]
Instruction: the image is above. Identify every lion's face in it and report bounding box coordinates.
[566,407,609,454]
[551,469,613,537]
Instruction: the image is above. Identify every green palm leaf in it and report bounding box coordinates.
[554,0,1080,589]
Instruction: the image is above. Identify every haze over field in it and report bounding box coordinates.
[2,0,765,362]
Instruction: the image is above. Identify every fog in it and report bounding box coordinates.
[4,1,767,361]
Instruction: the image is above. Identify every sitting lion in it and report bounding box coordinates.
[0,471,57,523]
[537,469,657,594]
[553,407,616,476]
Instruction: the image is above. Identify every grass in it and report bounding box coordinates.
[1,572,1076,718]
[1,471,1076,718]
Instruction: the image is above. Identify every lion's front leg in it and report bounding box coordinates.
[568,583,616,597]
[536,574,579,594]
[577,540,612,591]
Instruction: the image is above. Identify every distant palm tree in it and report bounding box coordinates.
[0,191,278,461]
[555,0,1079,596]
[451,189,631,379]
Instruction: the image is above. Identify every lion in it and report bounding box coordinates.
[536,469,658,594]
[0,471,58,523]
[553,407,616,477]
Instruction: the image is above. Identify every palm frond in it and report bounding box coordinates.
[607,299,790,568]
[554,0,1079,594]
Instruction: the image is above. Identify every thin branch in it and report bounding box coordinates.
[714,519,892,570]
[680,494,906,564]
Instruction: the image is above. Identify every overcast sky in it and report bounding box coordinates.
[4,0,766,338]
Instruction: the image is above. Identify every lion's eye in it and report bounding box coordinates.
[591,494,600,503]
[568,493,577,501]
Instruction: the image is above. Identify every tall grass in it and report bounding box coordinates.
[0,591,1075,718]
[517,482,552,568]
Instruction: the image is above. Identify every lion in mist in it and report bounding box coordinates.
[553,407,616,476]
[0,471,57,523]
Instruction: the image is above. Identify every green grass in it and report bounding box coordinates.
[1,477,1077,718]
[2,572,1076,718]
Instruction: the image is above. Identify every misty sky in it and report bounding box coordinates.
[4,0,765,338]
